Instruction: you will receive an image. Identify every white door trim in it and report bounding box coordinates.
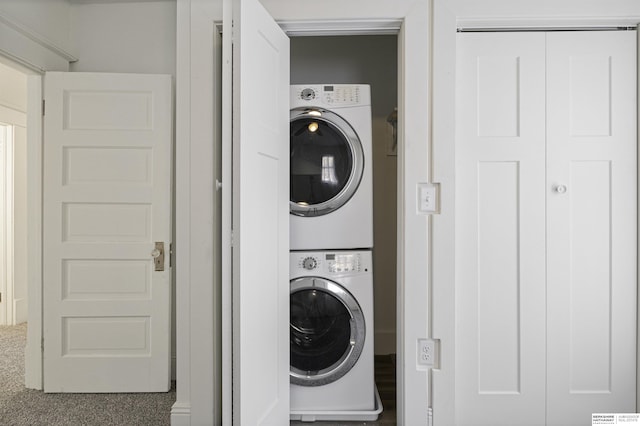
[277,18,403,36]
[4,122,14,326]
[0,122,10,326]
[637,25,640,413]
[173,1,220,424]
[432,9,640,425]
[24,73,43,390]
[456,16,640,31]
[0,57,54,391]
[279,17,432,424]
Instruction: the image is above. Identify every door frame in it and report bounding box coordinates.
[431,6,640,424]
[0,121,12,326]
[0,13,75,383]
[18,70,43,390]
[0,56,48,390]
[0,60,44,389]
[173,0,432,424]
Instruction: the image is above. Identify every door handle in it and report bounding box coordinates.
[554,184,567,194]
[152,242,165,271]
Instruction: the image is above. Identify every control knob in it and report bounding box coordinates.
[302,257,318,270]
[300,88,316,100]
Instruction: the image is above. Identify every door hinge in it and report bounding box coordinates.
[42,99,45,116]
[169,243,174,268]
[0,292,2,302]
[41,337,44,351]
[428,407,433,426]
[230,229,234,247]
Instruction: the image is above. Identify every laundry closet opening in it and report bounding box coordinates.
[289,34,399,422]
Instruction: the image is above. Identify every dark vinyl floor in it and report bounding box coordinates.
[291,354,397,426]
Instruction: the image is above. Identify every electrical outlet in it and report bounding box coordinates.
[417,338,439,369]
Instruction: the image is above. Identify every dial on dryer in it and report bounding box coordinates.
[302,257,318,270]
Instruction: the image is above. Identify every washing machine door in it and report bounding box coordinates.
[289,276,366,386]
[290,107,364,217]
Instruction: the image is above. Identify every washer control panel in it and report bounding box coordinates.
[325,253,361,273]
[291,251,371,275]
[292,84,368,107]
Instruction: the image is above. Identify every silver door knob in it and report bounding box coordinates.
[555,184,567,194]
[152,242,165,271]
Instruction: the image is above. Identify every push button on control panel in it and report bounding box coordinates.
[323,86,361,105]
[326,253,361,273]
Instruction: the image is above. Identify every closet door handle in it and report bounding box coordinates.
[554,184,568,194]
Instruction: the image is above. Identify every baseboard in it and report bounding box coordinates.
[374,329,396,355]
[24,341,43,390]
[13,298,27,324]
[170,402,191,425]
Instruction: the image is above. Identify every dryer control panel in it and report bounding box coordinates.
[291,84,371,108]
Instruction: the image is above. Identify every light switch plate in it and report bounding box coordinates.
[417,183,439,214]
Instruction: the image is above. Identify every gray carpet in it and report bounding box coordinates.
[0,324,176,426]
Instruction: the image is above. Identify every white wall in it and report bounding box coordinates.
[69,0,176,75]
[290,35,399,354]
[0,0,72,52]
[0,62,27,111]
[261,0,417,20]
[0,0,73,71]
[449,0,640,19]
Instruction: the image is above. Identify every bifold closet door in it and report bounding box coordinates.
[545,31,637,424]
[455,32,547,425]
[455,31,637,426]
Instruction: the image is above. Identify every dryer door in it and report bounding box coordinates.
[289,277,366,386]
[290,108,364,217]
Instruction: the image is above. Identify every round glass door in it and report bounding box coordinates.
[290,108,364,217]
[289,277,365,386]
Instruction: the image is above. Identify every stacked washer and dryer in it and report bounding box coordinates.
[289,84,381,422]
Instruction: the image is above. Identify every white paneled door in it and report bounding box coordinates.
[545,31,637,424]
[455,31,637,425]
[455,32,547,426]
[43,72,172,392]
[229,0,290,424]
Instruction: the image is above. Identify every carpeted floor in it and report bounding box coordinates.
[2,324,396,425]
[0,323,176,426]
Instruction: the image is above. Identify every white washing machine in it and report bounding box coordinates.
[290,250,380,422]
[290,84,373,251]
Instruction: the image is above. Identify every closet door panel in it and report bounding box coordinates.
[455,32,547,426]
[546,31,637,425]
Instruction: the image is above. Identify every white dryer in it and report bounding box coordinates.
[290,84,373,250]
[290,250,380,421]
